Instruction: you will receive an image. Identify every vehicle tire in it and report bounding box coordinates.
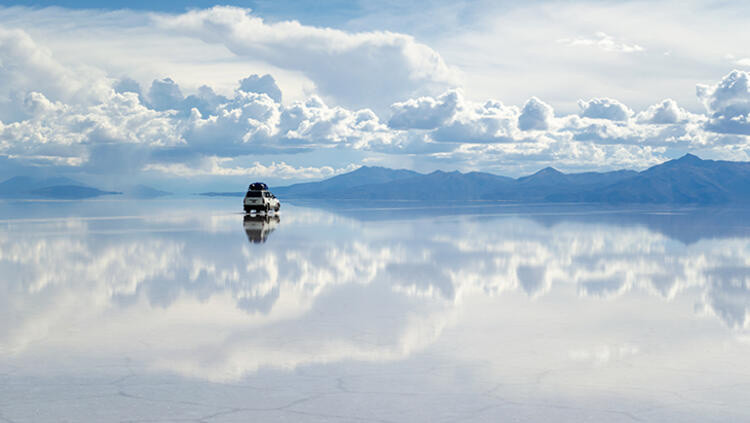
[264,204,270,214]
[244,206,251,214]
[275,205,280,212]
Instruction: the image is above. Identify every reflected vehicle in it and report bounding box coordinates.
[243,214,280,243]
[243,182,280,214]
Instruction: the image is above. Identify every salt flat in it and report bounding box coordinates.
[1,198,749,422]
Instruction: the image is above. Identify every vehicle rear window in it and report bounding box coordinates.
[246,191,262,197]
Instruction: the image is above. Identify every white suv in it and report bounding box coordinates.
[243,182,280,214]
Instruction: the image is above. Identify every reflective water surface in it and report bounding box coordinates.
[1,198,749,422]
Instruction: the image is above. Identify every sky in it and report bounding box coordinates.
[1,1,750,191]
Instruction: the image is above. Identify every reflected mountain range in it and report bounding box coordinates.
[0,200,748,381]
[291,200,750,245]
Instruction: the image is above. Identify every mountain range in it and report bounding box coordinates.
[271,154,750,204]
[6,154,749,204]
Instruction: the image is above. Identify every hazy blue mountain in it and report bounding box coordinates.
[273,165,634,201]
[0,176,120,199]
[0,176,86,197]
[200,191,245,197]
[563,154,750,204]
[30,185,121,199]
[485,168,638,201]
[272,166,419,197]
[323,170,514,200]
[124,185,172,198]
[271,154,750,204]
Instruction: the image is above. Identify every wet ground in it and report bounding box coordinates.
[1,197,749,422]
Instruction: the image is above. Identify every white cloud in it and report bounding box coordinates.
[0,27,109,122]
[278,96,396,150]
[518,97,554,131]
[388,89,460,130]
[578,98,633,121]
[145,158,359,179]
[0,90,182,170]
[238,74,282,102]
[0,17,749,181]
[155,6,459,114]
[557,32,644,53]
[182,90,282,154]
[431,97,523,144]
[636,99,694,124]
[697,70,750,135]
[433,0,750,116]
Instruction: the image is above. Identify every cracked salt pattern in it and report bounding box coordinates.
[0,198,749,422]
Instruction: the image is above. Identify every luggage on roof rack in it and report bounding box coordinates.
[248,182,269,191]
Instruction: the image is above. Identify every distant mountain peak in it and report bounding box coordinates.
[351,165,399,173]
[519,166,565,182]
[536,166,563,175]
[429,169,462,176]
[659,153,705,169]
[676,153,702,163]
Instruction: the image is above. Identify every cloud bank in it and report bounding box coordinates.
[0,6,749,184]
[154,6,458,113]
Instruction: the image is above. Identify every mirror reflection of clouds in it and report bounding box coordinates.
[0,201,749,382]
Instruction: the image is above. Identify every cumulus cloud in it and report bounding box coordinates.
[388,90,460,130]
[238,74,282,102]
[278,96,396,150]
[181,88,405,157]
[578,98,634,121]
[0,90,182,170]
[387,91,526,144]
[148,77,184,111]
[0,28,108,122]
[697,70,750,135]
[432,99,522,143]
[145,157,359,179]
[182,90,282,155]
[0,23,749,181]
[154,6,458,113]
[140,77,228,117]
[636,99,693,124]
[518,97,554,131]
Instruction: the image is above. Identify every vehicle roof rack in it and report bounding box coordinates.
[248,182,269,191]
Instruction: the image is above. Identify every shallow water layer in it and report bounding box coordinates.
[1,198,749,422]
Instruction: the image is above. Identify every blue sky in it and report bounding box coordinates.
[1,0,363,23]
[0,1,749,191]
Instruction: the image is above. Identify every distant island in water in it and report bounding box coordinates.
[0,176,170,200]
[3,154,750,204]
